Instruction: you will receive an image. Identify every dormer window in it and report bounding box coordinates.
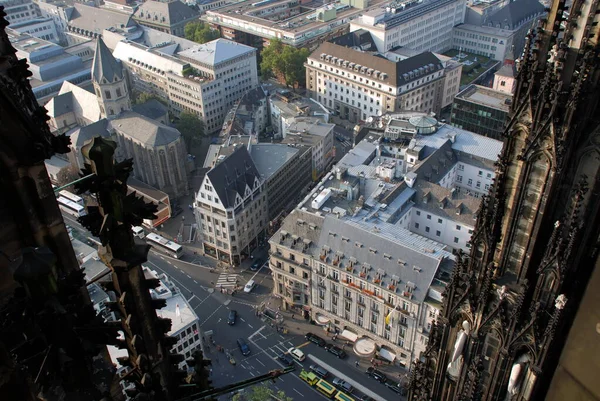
[389,275,399,291]
[374,269,384,284]
[360,264,368,278]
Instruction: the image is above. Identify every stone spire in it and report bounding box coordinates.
[92,38,131,119]
[92,37,124,84]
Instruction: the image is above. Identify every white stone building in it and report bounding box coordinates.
[269,121,502,367]
[112,37,258,134]
[1,0,38,25]
[194,146,268,265]
[9,18,60,43]
[306,34,460,122]
[349,0,467,53]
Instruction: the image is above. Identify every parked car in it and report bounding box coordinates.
[305,332,326,347]
[366,367,387,383]
[244,279,256,293]
[309,364,329,378]
[237,338,250,356]
[332,378,353,393]
[385,381,406,395]
[228,310,237,325]
[324,344,347,359]
[250,258,263,271]
[277,353,295,368]
[288,347,306,362]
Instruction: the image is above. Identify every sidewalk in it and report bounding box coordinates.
[263,295,410,382]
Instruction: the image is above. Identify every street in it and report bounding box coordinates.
[333,125,354,162]
[63,212,405,401]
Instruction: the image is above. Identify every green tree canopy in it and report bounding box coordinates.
[185,21,221,44]
[175,112,205,149]
[231,384,293,401]
[134,91,168,106]
[260,39,309,88]
[56,164,80,191]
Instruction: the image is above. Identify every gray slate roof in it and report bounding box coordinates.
[68,4,136,35]
[69,119,111,149]
[110,111,181,147]
[486,0,545,30]
[250,143,299,182]
[311,41,444,87]
[132,99,169,121]
[92,38,124,83]
[206,146,261,208]
[46,92,73,118]
[315,216,449,303]
[134,0,199,26]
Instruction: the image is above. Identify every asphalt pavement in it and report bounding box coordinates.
[62,212,406,401]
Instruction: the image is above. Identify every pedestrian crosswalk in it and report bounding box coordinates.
[216,273,239,288]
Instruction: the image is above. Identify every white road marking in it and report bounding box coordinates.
[186,274,192,279]
[287,342,294,347]
[293,389,304,397]
[199,304,224,326]
[160,256,165,260]
[167,261,172,265]
[240,318,246,323]
[248,324,254,329]
[248,325,266,341]
[194,280,198,284]
[255,358,265,367]
[249,372,255,377]
[187,295,197,303]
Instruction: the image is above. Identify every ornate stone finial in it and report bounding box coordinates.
[496,285,507,300]
[554,220,560,228]
[555,294,567,310]
[81,136,118,178]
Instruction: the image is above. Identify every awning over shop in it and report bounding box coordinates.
[378,347,396,362]
[340,329,358,342]
[315,313,330,325]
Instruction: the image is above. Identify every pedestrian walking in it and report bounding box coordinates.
[355,361,359,367]
[291,314,294,319]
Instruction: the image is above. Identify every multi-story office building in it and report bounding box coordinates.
[36,0,72,43]
[203,0,387,51]
[220,86,269,137]
[306,35,456,122]
[269,120,502,367]
[132,0,200,37]
[281,118,335,180]
[9,18,60,43]
[194,146,268,265]
[450,84,511,140]
[0,0,38,24]
[250,143,313,221]
[349,0,467,53]
[113,37,258,133]
[452,0,545,60]
[8,29,92,103]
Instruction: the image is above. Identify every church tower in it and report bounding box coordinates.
[409,1,600,400]
[92,37,131,119]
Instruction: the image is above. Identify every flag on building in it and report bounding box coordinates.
[176,304,181,317]
[385,309,394,326]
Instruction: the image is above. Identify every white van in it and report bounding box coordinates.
[288,347,306,362]
[132,226,145,239]
[244,279,256,293]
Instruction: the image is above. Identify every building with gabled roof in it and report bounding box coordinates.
[306,32,461,123]
[43,37,189,199]
[194,145,268,265]
[66,3,138,42]
[133,0,199,37]
[268,116,502,368]
[452,0,545,60]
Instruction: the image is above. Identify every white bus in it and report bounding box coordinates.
[59,190,84,206]
[146,233,183,259]
[58,197,87,218]
[132,226,145,239]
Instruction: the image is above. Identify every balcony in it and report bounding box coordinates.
[388,283,397,291]
[359,271,367,278]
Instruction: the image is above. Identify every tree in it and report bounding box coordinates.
[184,21,220,44]
[175,112,205,149]
[231,384,293,401]
[260,39,309,88]
[56,164,80,191]
[134,91,168,106]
